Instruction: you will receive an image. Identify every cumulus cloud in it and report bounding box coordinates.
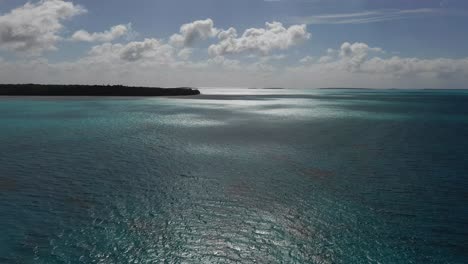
[217,27,237,40]
[86,38,175,63]
[300,56,315,64]
[338,42,383,71]
[0,0,85,54]
[362,56,468,79]
[208,22,310,56]
[177,48,193,60]
[120,38,174,62]
[332,42,468,79]
[295,42,468,84]
[301,42,383,71]
[0,6,466,90]
[71,23,133,42]
[1,50,468,89]
[169,19,219,47]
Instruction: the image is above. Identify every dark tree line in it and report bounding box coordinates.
[0,84,200,96]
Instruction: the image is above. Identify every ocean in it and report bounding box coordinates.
[0,88,467,263]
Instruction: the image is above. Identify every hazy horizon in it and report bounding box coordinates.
[1,84,468,90]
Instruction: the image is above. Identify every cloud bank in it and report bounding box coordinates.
[169,19,219,47]
[71,24,132,42]
[0,0,85,54]
[208,22,310,56]
[291,42,468,88]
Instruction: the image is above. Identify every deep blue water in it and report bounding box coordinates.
[0,88,467,263]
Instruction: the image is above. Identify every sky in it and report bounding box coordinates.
[0,0,468,88]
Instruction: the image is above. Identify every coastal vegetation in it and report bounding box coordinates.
[0,84,200,96]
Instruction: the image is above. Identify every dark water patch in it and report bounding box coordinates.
[0,178,18,192]
[301,168,335,179]
[63,196,94,210]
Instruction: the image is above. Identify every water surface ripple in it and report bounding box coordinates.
[1,89,467,263]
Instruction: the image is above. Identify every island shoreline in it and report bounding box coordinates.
[0,84,200,97]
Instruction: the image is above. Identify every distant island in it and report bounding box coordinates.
[0,84,200,96]
[248,87,285,90]
[317,87,374,90]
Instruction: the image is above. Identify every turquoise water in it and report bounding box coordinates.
[0,89,467,263]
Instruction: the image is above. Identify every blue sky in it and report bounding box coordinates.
[0,0,468,88]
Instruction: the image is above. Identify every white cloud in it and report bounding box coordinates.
[169,19,219,47]
[300,56,315,64]
[71,24,133,42]
[120,39,174,62]
[318,56,333,63]
[217,27,237,40]
[338,42,383,71]
[320,42,468,80]
[208,22,310,56]
[0,0,85,54]
[86,38,175,63]
[0,8,466,90]
[177,48,193,60]
[362,56,468,79]
[290,42,468,87]
[292,8,444,25]
[300,42,383,71]
[1,50,468,89]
